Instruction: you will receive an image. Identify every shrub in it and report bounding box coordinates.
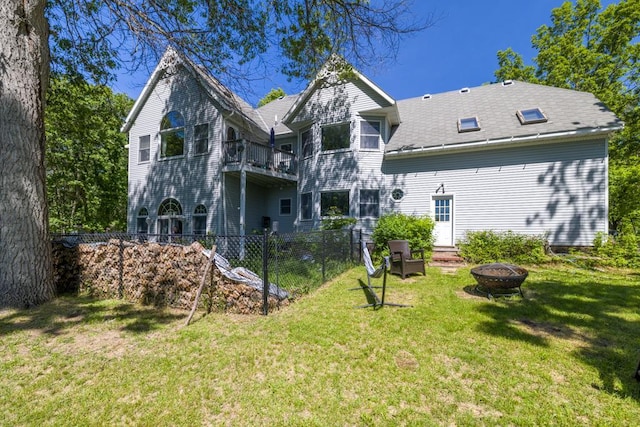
[321,206,357,230]
[370,213,434,257]
[592,221,640,268]
[458,230,549,265]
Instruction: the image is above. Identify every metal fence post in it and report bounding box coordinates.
[321,230,326,283]
[262,228,269,315]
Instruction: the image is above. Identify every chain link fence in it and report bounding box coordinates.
[52,229,364,312]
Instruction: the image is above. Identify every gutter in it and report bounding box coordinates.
[384,126,623,158]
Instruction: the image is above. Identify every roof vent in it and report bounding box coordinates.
[459,87,470,93]
[422,94,432,100]
[502,80,514,86]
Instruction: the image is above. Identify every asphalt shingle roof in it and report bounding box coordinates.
[386,81,622,153]
[255,95,299,135]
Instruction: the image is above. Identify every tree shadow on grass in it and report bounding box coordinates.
[0,295,184,337]
[471,268,640,400]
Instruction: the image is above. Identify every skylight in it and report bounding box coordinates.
[517,108,547,124]
[458,116,480,132]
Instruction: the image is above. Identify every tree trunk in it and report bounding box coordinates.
[0,0,54,307]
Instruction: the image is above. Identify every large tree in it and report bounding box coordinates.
[46,76,133,233]
[494,0,640,232]
[0,0,430,308]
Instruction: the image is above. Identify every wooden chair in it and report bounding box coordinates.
[388,240,426,279]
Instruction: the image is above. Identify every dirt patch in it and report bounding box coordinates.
[395,350,419,370]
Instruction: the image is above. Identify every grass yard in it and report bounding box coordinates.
[1,264,639,425]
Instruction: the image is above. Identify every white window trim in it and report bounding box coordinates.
[321,122,351,153]
[320,190,351,218]
[159,111,186,159]
[359,189,380,218]
[138,135,151,164]
[193,123,209,156]
[359,119,382,151]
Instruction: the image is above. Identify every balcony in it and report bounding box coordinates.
[223,140,297,185]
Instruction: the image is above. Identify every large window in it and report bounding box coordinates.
[157,198,183,235]
[194,124,209,155]
[321,191,349,217]
[321,122,350,151]
[360,120,380,149]
[139,135,150,163]
[137,207,149,234]
[160,111,185,158]
[301,192,312,220]
[193,204,207,235]
[301,128,313,158]
[359,190,379,218]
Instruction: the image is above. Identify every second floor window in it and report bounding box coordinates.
[139,135,150,163]
[322,122,350,151]
[301,128,313,158]
[160,111,185,158]
[194,124,209,155]
[360,120,380,149]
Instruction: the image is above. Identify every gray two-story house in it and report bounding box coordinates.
[122,47,622,247]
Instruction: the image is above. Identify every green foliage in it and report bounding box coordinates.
[257,88,286,107]
[370,213,434,256]
[46,75,133,232]
[46,1,430,85]
[592,221,640,268]
[320,206,357,230]
[458,230,550,265]
[493,0,640,235]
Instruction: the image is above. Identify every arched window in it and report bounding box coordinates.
[160,111,185,158]
[137,208,149,234]
[157,198,183,235]
[193,204,207,235]
[226,126,237,141]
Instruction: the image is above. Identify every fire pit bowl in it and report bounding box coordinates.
[470,263,528,298]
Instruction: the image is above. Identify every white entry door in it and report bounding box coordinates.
[432,195,454,247]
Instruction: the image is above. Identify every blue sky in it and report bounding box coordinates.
[111,0,617,106]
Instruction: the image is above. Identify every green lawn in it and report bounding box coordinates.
[1,265,639,425]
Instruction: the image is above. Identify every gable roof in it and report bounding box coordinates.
[121,47,266,135]
[386,81,623,156]
[281,56,399,126]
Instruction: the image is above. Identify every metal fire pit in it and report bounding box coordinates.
[470,263,528,299]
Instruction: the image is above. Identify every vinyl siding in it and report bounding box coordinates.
[381,138,608,246]
[293,80,388,229]
[126,65,224,234]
